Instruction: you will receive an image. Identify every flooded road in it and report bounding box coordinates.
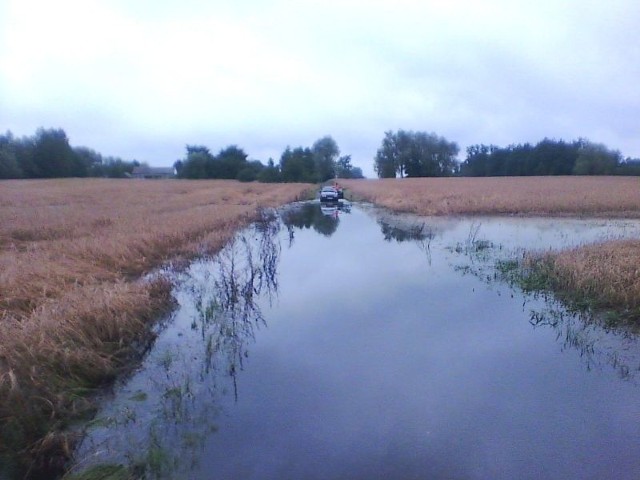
[73,202,640,480]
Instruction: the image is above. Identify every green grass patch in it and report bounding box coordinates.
[128,391,148,402]
[64,464,132,480]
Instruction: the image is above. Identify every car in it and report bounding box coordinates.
[320,185,339,202]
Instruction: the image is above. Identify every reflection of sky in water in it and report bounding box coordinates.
[73,204,640,480]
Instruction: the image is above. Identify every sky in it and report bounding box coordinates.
[1,0,638,177]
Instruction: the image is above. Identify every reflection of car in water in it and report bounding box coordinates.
[320,204,338,217]
[281,201,351,238]
[320,186,339,202]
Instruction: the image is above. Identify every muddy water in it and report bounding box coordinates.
[72,202,640,480]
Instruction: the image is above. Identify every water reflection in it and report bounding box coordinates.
[425,219,640,383]
[376,217,436,265]
[375,214,640,384]
[281,201,350,240]
[70,205,640,480]
[193,210,281,398]
[378,219,434,243]
[527,302,640,382]
[72,210,284,478]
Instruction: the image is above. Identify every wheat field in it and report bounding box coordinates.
[0,179,311,476]
[3,176,640,476]
[340,176,640,217]
[341,176,640,317]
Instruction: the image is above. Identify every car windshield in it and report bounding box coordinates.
[322,186,336,191]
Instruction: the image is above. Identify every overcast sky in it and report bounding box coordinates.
[1,0,638,177]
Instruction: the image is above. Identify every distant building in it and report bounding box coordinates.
[131,166,175,179]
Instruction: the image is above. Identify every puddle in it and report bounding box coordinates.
[71,202,640,480]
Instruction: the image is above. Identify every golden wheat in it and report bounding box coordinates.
[525,239,640,314]
[0,178,311,476]
[340,176,640,217]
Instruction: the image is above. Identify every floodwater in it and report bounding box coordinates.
[72,202,640,480]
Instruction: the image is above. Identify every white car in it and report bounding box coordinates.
[320,186,339,202]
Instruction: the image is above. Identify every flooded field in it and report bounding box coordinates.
[71,202,640,480]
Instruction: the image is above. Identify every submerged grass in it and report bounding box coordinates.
[0,179,311,478]
[342,177,640,322]
[63,463,133,480]
[518,240,640,321]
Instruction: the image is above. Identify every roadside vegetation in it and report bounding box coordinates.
[0,179,311,478]
[341,176,640,322]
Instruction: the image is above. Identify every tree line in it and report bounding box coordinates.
[460,138,640,177]
[0,128,143,179]
[374,130,460,178]
[374,130,640,178]
[174,135,364,182]
[4,126,638,181]
[0,128,364,183]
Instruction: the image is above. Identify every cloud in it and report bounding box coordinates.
[1,0,639,175]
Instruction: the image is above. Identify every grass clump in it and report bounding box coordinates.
[63,464,133,480]
[499,239,640,323]
[525,240,640,317]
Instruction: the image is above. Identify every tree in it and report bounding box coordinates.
[216,145,249,180]
[335,155,352,178]
[0,146,22,179]
[350,166,364,179]
[177,144,253,180]
[0,132,22,179]
[179,145,213,178]
[257,158,281,183]
[573,141,620,175]
[335,155,364,179]
[74,146,103,175]
[461,144,496,176]
[98,157,139,177]
[279,147,316,183]
[32,128,85,177]
[374,131,401,178]
[616,158,640,176]
[459,138,626,177]
[375,130,459,178]
[237,160,265,182]
[178,150,212,179]
[0,127,143,179]
[311,136,339,182]
[528,138,575,175]
[186,145,210,156]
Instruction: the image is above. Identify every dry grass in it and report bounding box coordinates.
[342,176,640,320]
[340,176,640,217]
[0,178,311,477]
[523,240,640,316]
